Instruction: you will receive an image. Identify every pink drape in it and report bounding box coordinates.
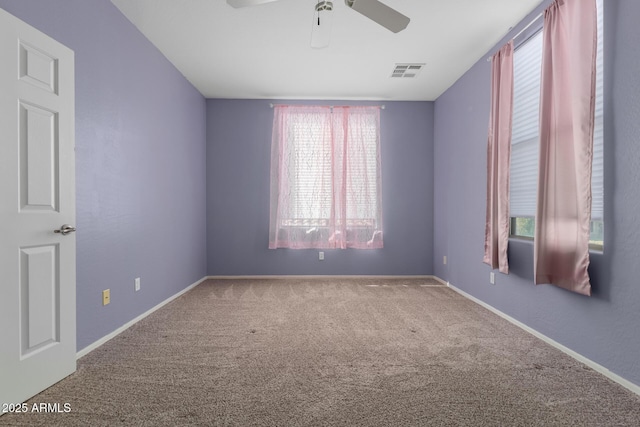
[484,41,514,274]
[269,105,383,249]
[534,0,597,296]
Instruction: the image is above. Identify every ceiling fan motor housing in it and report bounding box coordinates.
[316,1,334,12]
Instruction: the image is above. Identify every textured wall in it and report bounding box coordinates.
[206,99,434,276]
[434,0,640,387]
[0,0,208,351]
[6,0,636,389]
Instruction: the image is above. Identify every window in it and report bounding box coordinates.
[269,105,383,249]
[510,0,604,249]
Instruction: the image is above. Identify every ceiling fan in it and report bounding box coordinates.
[226,0,410,48]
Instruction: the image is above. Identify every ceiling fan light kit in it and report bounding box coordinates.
[227,0,410,48]
[311,1,334,49]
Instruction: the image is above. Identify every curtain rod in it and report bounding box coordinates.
[269,103,385,109]
[486,12,543,62]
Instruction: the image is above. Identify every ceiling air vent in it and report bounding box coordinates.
[391,63,425,78]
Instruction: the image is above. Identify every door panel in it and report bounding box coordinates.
[20,102,59,211]
[19,40,59,94]
[0,7,76,406]
[20,244,60,355]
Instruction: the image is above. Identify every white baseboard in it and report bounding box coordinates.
[429,275,449,286]
[76,276,208,359]
[446,280,640,397]
[205,274,443,281]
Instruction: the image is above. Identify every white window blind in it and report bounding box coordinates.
[592,0,604,221]
[510,30,542,218]
[286,110,379,223]
[510,0,603,221]
[289,113,333,221]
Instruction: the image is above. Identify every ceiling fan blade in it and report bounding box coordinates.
[226,0,281,8]
[345,0,410,33]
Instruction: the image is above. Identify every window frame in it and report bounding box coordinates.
[510,217,604,251]
[508,0,604,252]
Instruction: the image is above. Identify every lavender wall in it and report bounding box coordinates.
[6,0,635,390]
[434,0,640,386]
[207,99,434,276]
[0,1,208,351]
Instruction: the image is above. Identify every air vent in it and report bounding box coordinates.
[391,63,425,78]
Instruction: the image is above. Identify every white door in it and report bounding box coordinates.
[0,8,76,405]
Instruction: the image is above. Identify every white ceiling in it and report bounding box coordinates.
[110,0,543,101]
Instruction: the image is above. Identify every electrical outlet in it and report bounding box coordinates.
[443,255,447,265]
[319,251,324,261]
[102,289,111,305]
[490,272,495,285]
[135,277,141,292]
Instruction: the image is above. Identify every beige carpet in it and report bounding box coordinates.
[2,277,639,426]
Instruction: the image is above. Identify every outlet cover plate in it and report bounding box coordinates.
[102,289,111,305]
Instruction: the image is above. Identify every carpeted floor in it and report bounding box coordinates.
[1,277,639,426]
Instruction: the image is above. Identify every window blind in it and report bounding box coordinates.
[286,109,380,223]
[592,0,604,220]
[288,113,333,220]
[510,30,542,218]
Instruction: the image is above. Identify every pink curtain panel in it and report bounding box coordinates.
[484,41,514,274]
[534,0,597,296]
[269,105,383,250]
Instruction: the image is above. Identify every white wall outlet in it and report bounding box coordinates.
[443,255,447,265]
[490,272,495,285]
[319,251,324,261]
[134,277,141,292]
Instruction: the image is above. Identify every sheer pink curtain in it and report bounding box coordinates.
[534,0,597,296]
[269,105,383,249]
[484,41,514,274]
